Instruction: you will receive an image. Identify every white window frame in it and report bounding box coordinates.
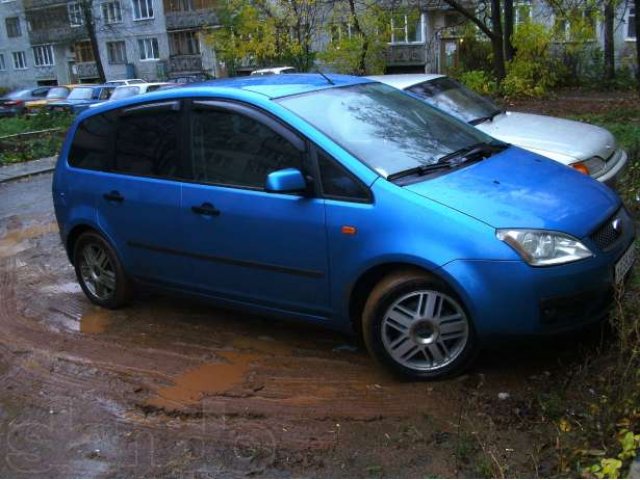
[514,0,532,29]
[0,54,6,71]
[131,0,154,21]
[12,51,27,70]
[106,40,127,64]
[627,2,637,40]
[102,1,123,24]
[389,12,425,45]
[33,44,55,66]
[138,37,159,60]
[68,2,84,27]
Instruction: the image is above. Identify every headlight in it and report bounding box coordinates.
[496,229,593,266]
[570,157,605,177]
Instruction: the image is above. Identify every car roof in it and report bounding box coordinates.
[188,73,372,99]
[366,74,444,90]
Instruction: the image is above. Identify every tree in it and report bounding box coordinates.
[78,0,106,83]
[439,0,510,81]
[318,0,391,75]
[206,0,324,75]
[635,0,640,90]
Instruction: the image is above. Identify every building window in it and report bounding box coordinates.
[329,22,353,43]
[107,41,127,64]
[628,1,637,39]
[75,41,95,62]
[164,0,194,12]
[390,12,423,44]
[12,51,27,70]
[68,2,84,26]
[0,54,6,71]
[514,0,532,29]
[102,1,122,24]
[169,30,200,56]
[33,45,55,66]
[138,37,159,60]
[5,17,21,37]
[132,0,154,20]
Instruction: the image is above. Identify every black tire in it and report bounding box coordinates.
[73,231,132,309]
[362,269,478,379]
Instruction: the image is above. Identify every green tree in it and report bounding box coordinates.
[318,0,391,75]
[207,0,322,75]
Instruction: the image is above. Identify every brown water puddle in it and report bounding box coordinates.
[80,308,113,334]
[0,222,58,258]
[148,351,261,409]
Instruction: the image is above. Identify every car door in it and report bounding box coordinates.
[178,100,330,318]
[94,100,185,282]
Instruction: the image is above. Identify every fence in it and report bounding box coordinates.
[0,128,66,165]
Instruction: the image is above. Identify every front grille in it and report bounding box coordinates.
[590,208,624,252]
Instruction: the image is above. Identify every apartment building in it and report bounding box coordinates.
[0,0,220,88]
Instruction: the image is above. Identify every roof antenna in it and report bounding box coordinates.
[316,70,335,85]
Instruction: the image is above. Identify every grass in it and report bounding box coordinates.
[0,112,73,166]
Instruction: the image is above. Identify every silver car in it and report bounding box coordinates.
[368,74,627,186]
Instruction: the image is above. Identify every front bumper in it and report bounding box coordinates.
[597,148,628,188]
[439,220,635,340]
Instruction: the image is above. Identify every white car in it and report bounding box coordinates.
[105,78,146,86]
[250,66,297,76]
[108,82,171,101]
[368,74,627,186]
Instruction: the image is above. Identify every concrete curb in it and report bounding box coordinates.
[0,157,57,183]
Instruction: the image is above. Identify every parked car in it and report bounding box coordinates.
[0,86,52,117]
[168,74,212,84]
[25,85,86,115]
[368,74,628,186]
[250,66,297,76]
[47,85,115,114]
[53,74,635,379]
[108,83,171,101]
[105,79,146,86]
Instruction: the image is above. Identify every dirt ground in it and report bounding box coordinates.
[0,91,632,478]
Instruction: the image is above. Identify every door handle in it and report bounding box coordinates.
[191,202,220,216]
[103,191,124,203]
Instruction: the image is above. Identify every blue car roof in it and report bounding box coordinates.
[186,73,372,99]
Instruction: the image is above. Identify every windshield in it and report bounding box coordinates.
[111,86,140,100]
[46,87,70,99]
[8,89,31,99]
[68,87,94,100]
[277,83,494,177]
[406,77,501,124]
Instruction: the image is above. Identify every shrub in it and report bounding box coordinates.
[503,22,559,98]
[458,70,498,95]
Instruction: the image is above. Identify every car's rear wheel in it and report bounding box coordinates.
[362,270,477,379]
[73,231,132,309]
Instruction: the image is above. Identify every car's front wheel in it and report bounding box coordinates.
[73,231,132,309]
[362,270,477,379]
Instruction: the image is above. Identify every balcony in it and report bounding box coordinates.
[165,9,218,30]
[386,44,427,66]
[168,54,204,74]
[28,26,86,45]
[24,0,66,8]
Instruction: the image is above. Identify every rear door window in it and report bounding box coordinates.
[68,111,118,170]
[114,103,181,178]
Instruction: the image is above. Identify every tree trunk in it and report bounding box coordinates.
[634,0,640,91]
[347,0,368,75]
[604,0,616,81]
[82,0,106,83]
[504,0,515,61]
[491,0,506,80]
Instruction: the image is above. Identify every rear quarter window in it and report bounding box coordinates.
[68,112,117,170]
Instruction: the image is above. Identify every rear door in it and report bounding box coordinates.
[93,100,185,281]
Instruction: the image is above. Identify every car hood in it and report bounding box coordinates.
[475,112,616,164]
[404,147,619,238]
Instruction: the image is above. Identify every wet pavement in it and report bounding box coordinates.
[0,173,605,477]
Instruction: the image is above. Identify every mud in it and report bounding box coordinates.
[0,173,607,477]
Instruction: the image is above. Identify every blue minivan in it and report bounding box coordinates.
[52,74,636,379]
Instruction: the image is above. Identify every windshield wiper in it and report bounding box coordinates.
[470,109,503,125]
[388,142,508,182]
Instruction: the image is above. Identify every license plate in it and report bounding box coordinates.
[615,244,636,284]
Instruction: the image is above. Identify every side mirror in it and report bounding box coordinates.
[265,168,307,194]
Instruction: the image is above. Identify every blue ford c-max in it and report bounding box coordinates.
[52,74,636,379]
